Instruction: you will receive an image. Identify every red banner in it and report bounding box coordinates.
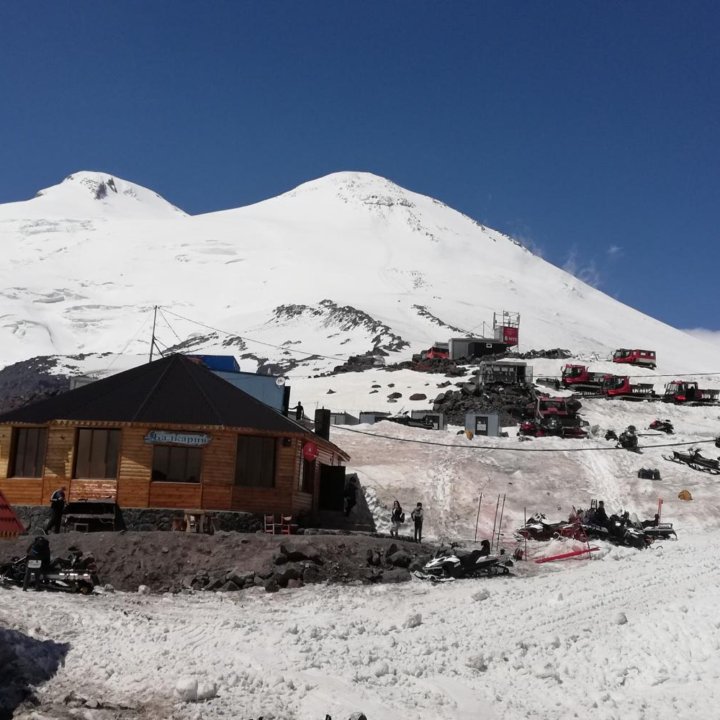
[502,326,519,346]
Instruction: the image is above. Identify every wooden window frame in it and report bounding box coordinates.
[9,427,48,478]
[299,457,315,494]
[151,445,202,483]
[234,436,277,488]
[73,428,121,480]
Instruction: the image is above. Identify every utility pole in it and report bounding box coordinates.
[149,305,158,363]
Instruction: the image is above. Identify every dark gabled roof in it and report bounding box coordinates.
[0,354,344,453]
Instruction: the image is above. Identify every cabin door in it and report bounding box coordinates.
[318,465,345,511]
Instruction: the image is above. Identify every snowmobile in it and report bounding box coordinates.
[0,546,98,594]
[648,419,674,434]
[515,513,576,541]
[640,518,678,541]
[385,413,435,430]
[662,448,720,475]
[579,517,648,549]
[617,426,641,453]
[606,515,651,549]
[414,544,513,581]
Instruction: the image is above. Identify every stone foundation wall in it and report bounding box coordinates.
[12,505,261,535]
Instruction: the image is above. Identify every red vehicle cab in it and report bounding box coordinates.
[561,365,611,388]
[612,349,656,369]
[423,345,449,360]
[664,381,720,404]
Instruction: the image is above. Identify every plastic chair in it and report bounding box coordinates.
[280,515,298,535]
[264,514,279,534]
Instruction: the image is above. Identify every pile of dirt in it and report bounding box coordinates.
[0,531,433,594]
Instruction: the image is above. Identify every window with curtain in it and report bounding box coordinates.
[299,458,315,493]
[234,436,276,488]
[74,428,120,479]
[9,428,48,478]
[151,445,202,483]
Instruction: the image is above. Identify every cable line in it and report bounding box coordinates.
[329,423,719,453]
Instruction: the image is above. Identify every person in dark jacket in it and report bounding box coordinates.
[44,486,66,534]
[479,539,491,556]
[593,500,608,527]
[343,477,357,517]
[390,500,404,537]
[23,535,51,591]
[410,502,424,543]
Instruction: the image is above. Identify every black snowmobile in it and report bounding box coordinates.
[640,517,678,541]
[414,543,513,581]
[662,448,720,475]
[617,426,641,453]
[0,544,98,594]
[606,514,651,549]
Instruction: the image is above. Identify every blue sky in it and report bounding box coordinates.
[1,1,718,332]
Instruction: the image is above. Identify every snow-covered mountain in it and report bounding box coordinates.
[0,169,717,377]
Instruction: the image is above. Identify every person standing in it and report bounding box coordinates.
[23,535,51,591]
[390,500,404,537]
[45,486,66,534]
[343,477,357,517]
[410,502,424,543]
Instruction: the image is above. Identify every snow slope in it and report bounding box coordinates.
[0,170,718,375]
[3,531,719,720]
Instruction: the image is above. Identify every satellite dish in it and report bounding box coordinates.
[275,376,286,387]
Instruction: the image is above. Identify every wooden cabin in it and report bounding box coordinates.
[0,354,349,521]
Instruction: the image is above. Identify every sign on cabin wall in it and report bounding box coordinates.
[144,430,212,447]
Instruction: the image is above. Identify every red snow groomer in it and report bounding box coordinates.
[602,375,656,401]
[612,348,657,369]
[663,380,719,405]
[560,365,612,394]
[519,395,587,438]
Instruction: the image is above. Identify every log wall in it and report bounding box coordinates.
[0,422,346,520]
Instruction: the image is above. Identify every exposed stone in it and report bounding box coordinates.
[409,393,427,401]
[381,568,411,584]
[387,550,412,568]
[302,565,322,584]
[219,580,240,592]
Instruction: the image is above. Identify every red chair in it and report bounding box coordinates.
[280,515,298,535]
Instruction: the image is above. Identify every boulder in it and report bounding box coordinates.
[381,568,411,584]
[387,550,412,568]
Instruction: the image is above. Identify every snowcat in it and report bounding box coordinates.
[560,364,612,394]
[612,348,657,369]
[519,395,587,438]
[602,375,655,401]
[663,381,719,405]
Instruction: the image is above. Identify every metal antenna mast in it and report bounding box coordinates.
[149,305,159,362]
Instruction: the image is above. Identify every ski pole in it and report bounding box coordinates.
[491,495,500,554]
[474,492,483,542]
[496,493,506,553]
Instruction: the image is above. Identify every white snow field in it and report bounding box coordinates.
[2,530,719,720]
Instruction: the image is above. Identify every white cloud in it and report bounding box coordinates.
[563,249,601,288]
[607,245,622,258]
[683,329,720,350]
